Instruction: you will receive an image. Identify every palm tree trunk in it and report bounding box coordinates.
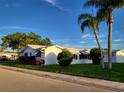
[94,28,104,69]
[108,10,113,70]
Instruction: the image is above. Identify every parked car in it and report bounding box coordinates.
[9,55,17,61]
[19,56,45,65]
[0,56,9,61]
[36,59,45,65]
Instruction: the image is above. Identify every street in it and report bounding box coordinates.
[0,68,111,92]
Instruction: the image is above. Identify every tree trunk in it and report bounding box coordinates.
[108,10,113,70]
[93,28,104,69]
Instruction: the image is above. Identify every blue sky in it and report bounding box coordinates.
[0,0,124,49]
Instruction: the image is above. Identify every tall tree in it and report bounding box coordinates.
[26,32,41,45]
[40,38,53,46]
[1,32,53,51]
[84,0,124,69]
[78,13,105,68]
[2,32,27,51]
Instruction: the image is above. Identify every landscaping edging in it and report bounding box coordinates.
[0,65,124,91]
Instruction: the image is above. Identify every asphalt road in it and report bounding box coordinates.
[0,68,112,92]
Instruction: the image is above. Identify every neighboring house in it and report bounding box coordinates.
[65,48,81,64]
[0,52,18,60]
[65,48,92,64]
[21,44,46,58]
[103,50,124,63]
[79,49,92,64]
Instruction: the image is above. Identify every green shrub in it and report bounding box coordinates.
[57,50,73,66]
[19,56,36,65]
[90,48,101,64]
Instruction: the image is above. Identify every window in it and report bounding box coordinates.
[73,54,77,60]
[25,52,28,57]
[36,51,41,57]
[30,52,32,56]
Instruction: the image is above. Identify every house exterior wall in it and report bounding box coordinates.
[103,51,124,63]
[103,53,116,63]
[44,46,63,65]
[71,59,92,64]
[116,51,124,56]
[116,56,124,63]
[116,51,124,63]
[21,47,36,57]
[80,59,92,64]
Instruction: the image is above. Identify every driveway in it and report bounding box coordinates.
[0,68,112,92]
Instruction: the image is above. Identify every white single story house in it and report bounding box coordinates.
[66,48,93,64]
[21,45,124,64]
[103,50,124,63]
[20,44,81,65]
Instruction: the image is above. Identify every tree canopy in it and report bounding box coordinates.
[1,32,53,51]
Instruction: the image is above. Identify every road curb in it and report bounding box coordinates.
[0,65,124,91]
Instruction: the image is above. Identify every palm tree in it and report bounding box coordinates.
[78,13,105,68]
[84,0,124,69]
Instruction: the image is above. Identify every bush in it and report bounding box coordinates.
[19,56,36,65]
[90,48,101,64]
[28,56,36,65]
[57,50,73,66]
[19,56,26,63]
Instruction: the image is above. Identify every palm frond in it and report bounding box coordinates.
[81,20,91,32]
[110,0,124,8]
[84,0,105,8]
[96,8,108,22]
[78,13,93,24]
[84,0,124,9]
[78,13,100,33]
[96,21,100,32]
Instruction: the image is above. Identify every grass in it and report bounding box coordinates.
[0,61,124,83]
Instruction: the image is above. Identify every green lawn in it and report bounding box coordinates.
[0,62,124,83]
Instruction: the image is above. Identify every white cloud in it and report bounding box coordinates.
[82,34,91,39]
[93,39,102,43]
[42,0,57,6]
[51,39,70,44]
[82,33,107,39]
[0,26,39,31]
[91,34,106,38]
[80,41,87,44]
[41,0,69,12]
[113,43,121,46]
[113,39,123,42]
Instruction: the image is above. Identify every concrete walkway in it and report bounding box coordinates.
[0,65,124,91]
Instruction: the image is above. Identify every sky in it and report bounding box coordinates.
[0,0,124,49]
